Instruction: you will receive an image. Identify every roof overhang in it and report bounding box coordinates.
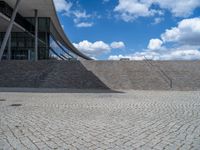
[3,0,91,60]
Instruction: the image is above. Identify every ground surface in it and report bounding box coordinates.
[0,89,200,150]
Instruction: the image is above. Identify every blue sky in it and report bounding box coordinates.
[53,0,200,60]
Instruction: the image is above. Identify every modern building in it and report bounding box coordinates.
[0,0,91,61]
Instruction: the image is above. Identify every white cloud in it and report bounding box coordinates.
[109,17,200,60]
[152,17,164,25]
[161,17,200,45]
[73,40,111,57]
[53,0,95,28]
[109,49,200,61]
[72,10,94,28]
[73,10,91,19]
[148,39,163,50]
[154,0,200,17]
[114,0,157,22]
[53,0,72,13]
[161,27,180,42]
[109,55,132,60]
[73,40,125,57]
[76,22,94,28]
[160,49,200,60]
[110,41,125,49]
[114,0,200,22]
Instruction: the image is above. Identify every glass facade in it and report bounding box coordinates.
[0,1,35,33]
[0,30,50,60]
[0,1,79,61]
[0,1,50,60]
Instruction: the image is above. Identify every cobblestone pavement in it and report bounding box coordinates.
[0,89,200,150]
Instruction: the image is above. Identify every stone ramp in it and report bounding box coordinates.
[0,60,200,90]
[81,61,169,90]
[40,61,110,89]
[153,61,200,90]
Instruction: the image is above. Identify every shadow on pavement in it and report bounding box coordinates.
[0,88,124,93]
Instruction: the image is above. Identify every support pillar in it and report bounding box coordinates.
[0,0,21,61]
[7,35,11,60]
[34,9,38,61]
[45,31,49,59]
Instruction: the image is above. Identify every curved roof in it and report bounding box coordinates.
[5,0,91,60]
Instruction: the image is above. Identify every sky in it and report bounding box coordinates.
[53,0,200,60]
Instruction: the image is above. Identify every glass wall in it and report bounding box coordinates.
[0,1,35,33]
[0,0,77,61]
[0,18,50,60]
[49,21,77,60]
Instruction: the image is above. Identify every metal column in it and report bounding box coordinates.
[34,9,38,61]
[0,0,21,61]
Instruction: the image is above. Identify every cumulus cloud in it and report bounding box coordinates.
[109,17,200,60]
[53,0,95,28]
[114,0,157,22]
[152,17,164,25]
[73,40,111,57]
[160,49,200,60]
[154,0,200,17]
[73,40,125,57]
[109,49,200,61]
[161,17,200,45]
[53,0,72,13]
[75,22,94,28]
[114,0,200,21]
[73,10,95,28]
[109,54,142,61]
[73,10,91,19]
[148,39,163,50]
[110,41,125,49]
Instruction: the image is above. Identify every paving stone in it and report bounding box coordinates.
[0,90,200,149]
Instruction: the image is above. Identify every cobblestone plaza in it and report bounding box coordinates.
[0,89,200,149]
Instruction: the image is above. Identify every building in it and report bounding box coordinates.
[0,0,91,61]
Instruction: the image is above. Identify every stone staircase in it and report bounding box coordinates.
[81,61,169,90]
[0,60,200,90]
[40,61,109,89]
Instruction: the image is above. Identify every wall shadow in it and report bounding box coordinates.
[0,88,124,93]
[0,60,123,93]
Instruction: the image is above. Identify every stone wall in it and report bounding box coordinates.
[0,60,200,90]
